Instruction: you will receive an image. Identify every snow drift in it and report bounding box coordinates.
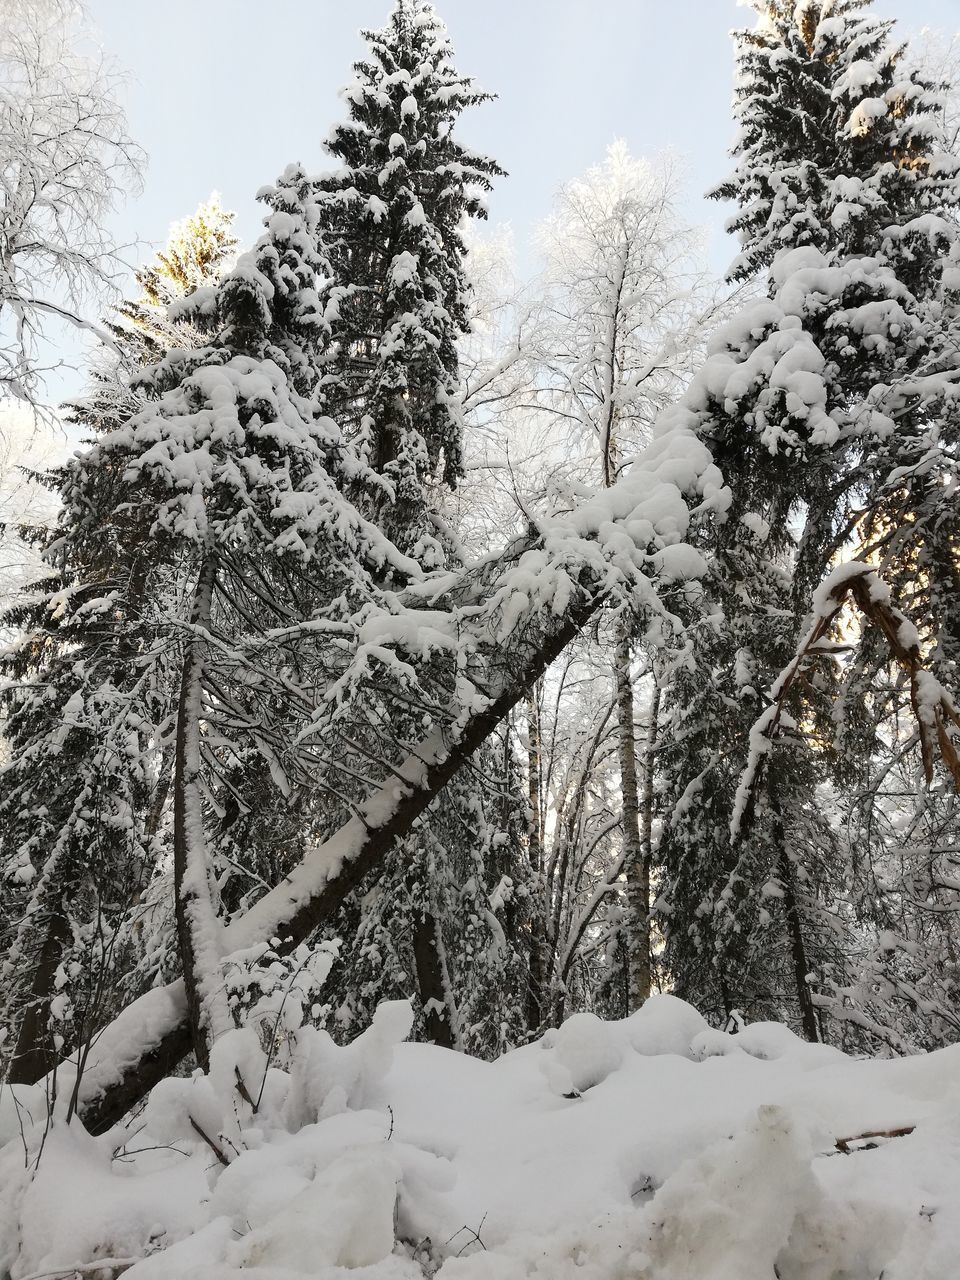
[2,995,959,1278]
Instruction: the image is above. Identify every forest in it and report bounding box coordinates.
[0,0,959,1276]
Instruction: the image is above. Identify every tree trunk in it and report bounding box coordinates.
[637,672,660,1003]
[406,847,457,1049]
[6,907,72,1084]
[615,630,649,1010]
[412,907,456,1048]
[525,688,548,1033]
[173,553,229,1070]
[768,778,819,1043]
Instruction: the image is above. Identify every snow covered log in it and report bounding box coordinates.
[74,593,597,1134]
[70,411,724,1130]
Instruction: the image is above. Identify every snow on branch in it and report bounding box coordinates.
[732,562,960,839]
[61,411,725,1134]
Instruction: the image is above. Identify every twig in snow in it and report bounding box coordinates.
[447,1213,489,1257]
[188,1115,229,1167]
[835,1125,915,1153]
[234,1065,257,1113]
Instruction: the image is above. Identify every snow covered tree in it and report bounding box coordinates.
[0,406,61,620]
[529,143,723,1011]
[113,163,406,1071]
[0,202,237,1082]
[68,197,238,439]
[0,0,143,415]
[521,643,647,1024]
[307,0,530,1052]
[36,352,721,1133]
[657,0,960,1044]
[912,29,960,156]
[713,0,944,285]
[315,0,502,559]
[534,143,716,488]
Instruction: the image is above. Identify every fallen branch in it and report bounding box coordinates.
[189,1115,230,1167]
[835,1125,915,1153]
[15,1259,141,1280]
[73,601,595,1134]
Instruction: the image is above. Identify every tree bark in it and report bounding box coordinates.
[768,778,819,1043]
[614,630,649,1010]
[172,553,229,1070]
[412,907,455,1048]
[637,672,660,1004]
[6,908,72,1084]
[525,688,548,1034]
[406,846,456,1049]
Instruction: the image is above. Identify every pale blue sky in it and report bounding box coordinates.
[61,0,957,400]
[89,0,959,268]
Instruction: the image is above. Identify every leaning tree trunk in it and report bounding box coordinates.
[172,553,231,1071]
[74,597,598,1135]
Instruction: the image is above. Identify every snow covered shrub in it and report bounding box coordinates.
[285,998,414,1126]
[222,937,340,1067]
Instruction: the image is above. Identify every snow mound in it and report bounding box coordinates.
[285,997,414,1124]
[543,1011,623,1093]
[3,997,960,1279]
[619,992,710,1057]
[234,1144,401,1271]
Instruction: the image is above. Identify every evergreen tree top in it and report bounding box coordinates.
[714,0,958,281]
[137,194,238,311]
[62,196,239,446]
[58,165,410,586]
[312,0,505,513]
[171,165,336,401]
[324,0,502,222]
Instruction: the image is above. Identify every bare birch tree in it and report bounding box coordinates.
[528,142,725,1007]
[0,0,143,415]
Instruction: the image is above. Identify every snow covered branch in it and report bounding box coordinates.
[732,562,960,840]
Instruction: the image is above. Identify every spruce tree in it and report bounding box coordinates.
[310,0,530,1051]
[656,0,960,1043]
[0,201,236,1082]
[713,0,943,284]
[112,163,409,1067]
[316,0,502,559]
[0,169,394,1078]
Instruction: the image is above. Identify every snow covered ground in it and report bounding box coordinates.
[2,995,959,1279]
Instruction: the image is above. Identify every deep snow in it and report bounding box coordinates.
[2,995,959,1279]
